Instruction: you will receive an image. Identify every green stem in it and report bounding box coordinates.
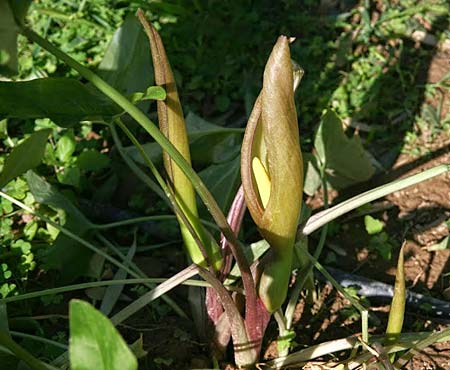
[10,331,68,350]
[110,124,167,202]
[20,26,235,245]
[285,165,330,330]
[0,331,51,370]
[1,278,212,305]
[302,164,450,235]
[305,251,368,315]
[0,190,187,319]
[20,24,257,310]
[93,215,176,229]
[113,120,213,268]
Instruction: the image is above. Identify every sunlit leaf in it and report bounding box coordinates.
[364,215,384,235]
[315,110,374,188]
[99,14,153,97]
[0,78,121,127]
[69,299,137,370]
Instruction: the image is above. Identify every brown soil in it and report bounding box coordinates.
[286,50,450,370]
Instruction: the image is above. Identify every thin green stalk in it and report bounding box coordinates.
[0,331,51,370]
[10,331,68,350]
[111,264,199,325]
[93,215,177,229]
[308,252,367,315]
[110,124,167,203]
[1,278,211,304]
[20,26,236,246]
[394,326,450,369]
[285,166,330,330]
[21,24,257,314]
[302,164,450,235]
[0,190,186,318]
[114,120,213,268]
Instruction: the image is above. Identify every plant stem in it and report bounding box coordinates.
[302,164,450,235]
[0,331,52,370]
[20,24,257,322]
[20,26,237,249]
[20,25,259,363]
[93,215,176,230]
[0,190,186,319]
[113,120,213,268]
[0,278,213,305]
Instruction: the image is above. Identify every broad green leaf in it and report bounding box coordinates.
[314,110,374,188]
[25,171,90,227]
[57,166,81,188]
[302,153,321,196]
[198,156,240,215]
[124,111,242,166]
[0,78,121,127]
[98,14,153,97]
[364,215,384,235]
[0,129,51,188]
[77,150,110,171]
[56,134,76,163]
[69,299,138,370]
[25,171,94,282]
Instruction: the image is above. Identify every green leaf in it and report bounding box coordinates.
[427,235,450,252]
[0,129,51,188]
[77,150,110,171]
[56,134,76,163]
[25,171,94,282]
[303,153,321,196]
[0,1,19,76]
[98,14,153,96]
[69,299,138,370]
[130,86,166,103]
[364,215,384,235]
[124,112,243,166]
[314,110,375,188]
[57,166,81,188]
[0,78,121,127]
[143,86,166,100]
[198,156,240,215]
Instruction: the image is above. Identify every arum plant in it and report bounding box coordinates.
[5,5,450,369]
[241,36,304,312]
